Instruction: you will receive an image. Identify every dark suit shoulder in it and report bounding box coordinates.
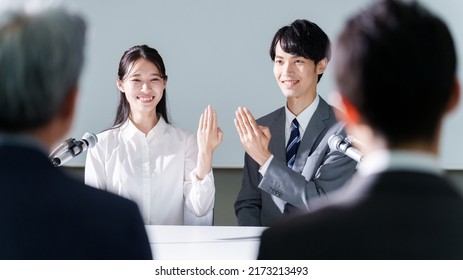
[315,96,342,125]
[256,107,285,126]
[0,147,152,259]
[259,171,463,260]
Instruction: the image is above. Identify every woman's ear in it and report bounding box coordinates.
[116,78,125,93]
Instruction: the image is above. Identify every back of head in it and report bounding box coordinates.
[334,0,457,145]
[270,19,331,82]
[0,6,86,132]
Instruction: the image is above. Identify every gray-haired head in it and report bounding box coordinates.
[0,6,86,131]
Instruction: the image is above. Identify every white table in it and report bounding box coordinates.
[145,225,266,260]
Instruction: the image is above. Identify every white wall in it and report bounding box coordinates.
[63,0,463,168]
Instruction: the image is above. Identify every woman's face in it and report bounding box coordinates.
[116,58,166,115]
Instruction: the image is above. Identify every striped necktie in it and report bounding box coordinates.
[285,118,301,169]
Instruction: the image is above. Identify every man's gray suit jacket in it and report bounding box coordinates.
[234,96,358,226]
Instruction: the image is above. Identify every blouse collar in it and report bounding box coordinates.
[120,115,168,141]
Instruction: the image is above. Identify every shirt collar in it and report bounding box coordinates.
[285,94,320,132]
[120,115,168,141]
[357,149,443,177]
[147,116,168,140]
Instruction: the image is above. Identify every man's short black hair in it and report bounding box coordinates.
[270,19,331,82]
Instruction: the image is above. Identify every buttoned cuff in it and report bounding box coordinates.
[190,169,214,185]
[259,154,274,176]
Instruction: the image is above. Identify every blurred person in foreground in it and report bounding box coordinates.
[258,0,463,259]
[0,5,152,259]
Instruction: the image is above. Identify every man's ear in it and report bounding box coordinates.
[59,85,78,122]
[316,58,328,74]
[445,78,460,114]
[335,93,361,125]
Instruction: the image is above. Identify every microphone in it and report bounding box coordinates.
[328,134,363,162]
[49,132,98,167]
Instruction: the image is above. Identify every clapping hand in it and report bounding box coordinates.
[234,107,271,166]
[196,105,223,179]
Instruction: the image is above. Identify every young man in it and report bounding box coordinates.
[258,0,463,259]
[0,6,152,259]
[234,19,357,226]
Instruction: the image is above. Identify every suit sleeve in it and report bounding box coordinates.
[259,127,357,211]
[234,152,263,226]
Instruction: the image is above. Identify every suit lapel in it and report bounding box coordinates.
[292,98,331,172]
[268,108,286,163]
[266,98,332,172]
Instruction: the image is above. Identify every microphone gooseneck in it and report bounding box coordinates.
[328,134,363,162]
[49,132,98,167]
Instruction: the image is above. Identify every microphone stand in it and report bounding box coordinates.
[49,137,79,167]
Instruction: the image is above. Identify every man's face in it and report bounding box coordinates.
[273,41,322,102]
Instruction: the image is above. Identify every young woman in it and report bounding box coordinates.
[85,45,223,225]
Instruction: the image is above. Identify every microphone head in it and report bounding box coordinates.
[82,132,98,148]
[328,134,343,151]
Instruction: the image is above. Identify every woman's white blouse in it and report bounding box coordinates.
[84,117,215,225]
